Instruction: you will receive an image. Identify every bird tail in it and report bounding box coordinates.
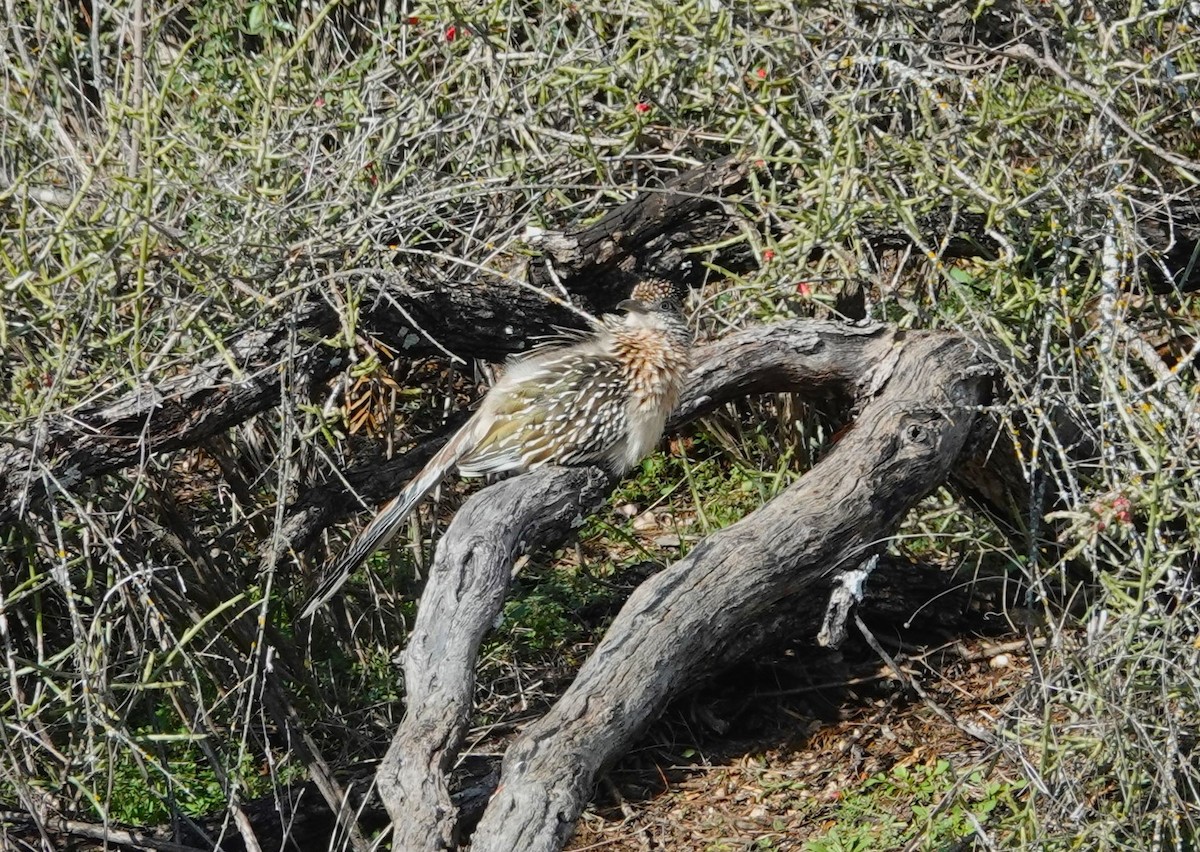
[299,424,476,618]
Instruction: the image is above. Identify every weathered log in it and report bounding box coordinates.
[374,322,991,849]
[0,158,753,525]
[526,155,755,301]
[374,318,900,848]
[465,331,989,851]
[375,466,613,851]
[0,305,344,525]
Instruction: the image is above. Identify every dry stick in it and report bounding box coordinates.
[0,305,345,524]
[262,675,373,852]
[270,409,472,557]
[0,810,210,852]
[853,614,996,748]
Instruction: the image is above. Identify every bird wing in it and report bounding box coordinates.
[457,351,626,476]
[512,310,628,362]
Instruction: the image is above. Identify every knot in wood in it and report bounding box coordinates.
[903,422,927,444]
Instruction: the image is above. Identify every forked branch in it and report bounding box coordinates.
[376,323,993,851]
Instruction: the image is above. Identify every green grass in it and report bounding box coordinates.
[488,432,795,663]
[804,761,1028,852]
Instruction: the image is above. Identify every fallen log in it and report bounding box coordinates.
[374,322,992,850]
[4,151,1192,536]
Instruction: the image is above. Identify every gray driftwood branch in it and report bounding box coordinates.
[375,321,993,851]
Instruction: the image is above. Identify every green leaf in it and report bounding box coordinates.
[246,3,266,34]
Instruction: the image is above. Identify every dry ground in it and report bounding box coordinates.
[560,629,1030,851]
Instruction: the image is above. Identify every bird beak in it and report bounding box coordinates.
[616,299,645,313]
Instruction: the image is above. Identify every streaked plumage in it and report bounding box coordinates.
[300,287,692,617]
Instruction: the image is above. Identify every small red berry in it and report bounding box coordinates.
[763,249,776,261]
[445,25,458,41]
[796,281,812,296]
[407,15,419,24]
[634,101,651,114]
[314,96,325,107]
[756,68,767,79]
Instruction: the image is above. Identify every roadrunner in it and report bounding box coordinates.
[300,283,692,617]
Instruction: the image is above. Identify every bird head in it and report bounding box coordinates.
[615,279,691,345]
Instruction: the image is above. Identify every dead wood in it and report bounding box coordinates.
[467,331,990,851]
[0,304,342,525]
[375,322,993,850]
[376,465,614,851]
[0,157,753,526]
[524,155,755,302]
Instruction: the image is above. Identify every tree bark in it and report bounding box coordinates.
[375,466,613,851]
[467,331,989,851]
[376,322,992,850]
